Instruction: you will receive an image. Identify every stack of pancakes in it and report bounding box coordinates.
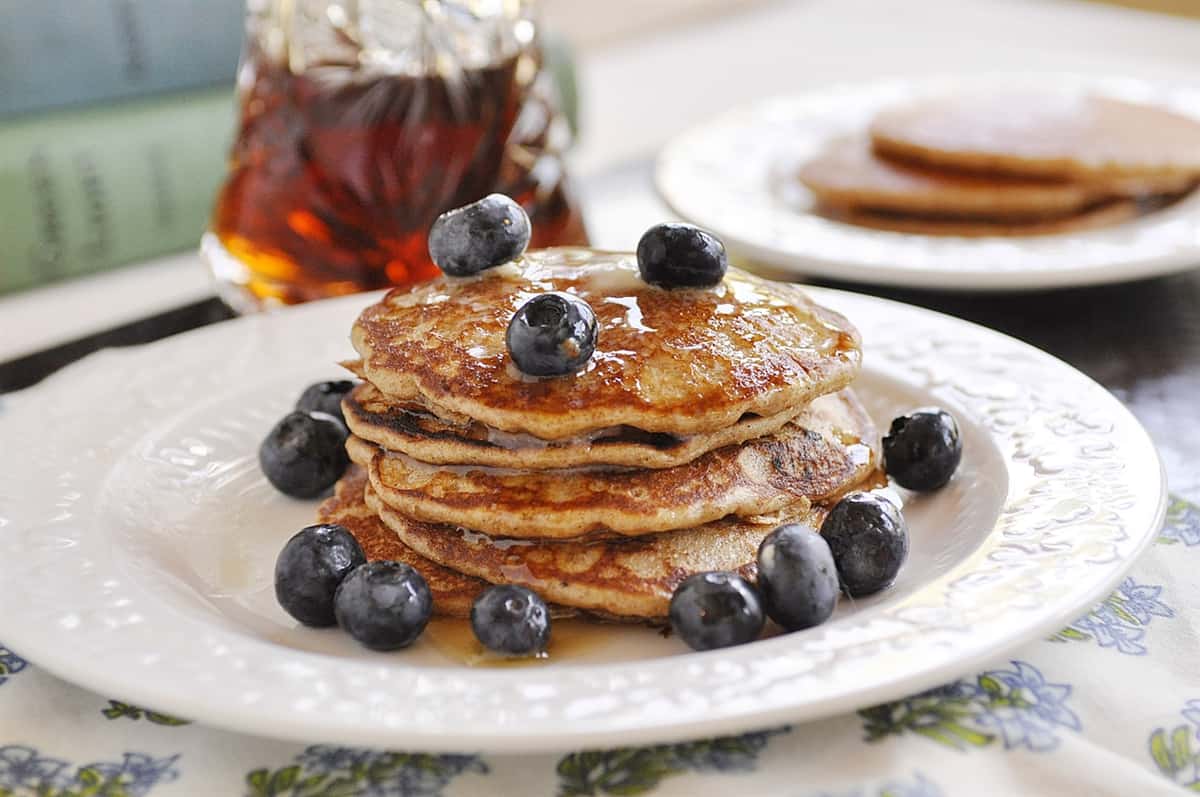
[318,248,880,623]
[799,92,1200,236]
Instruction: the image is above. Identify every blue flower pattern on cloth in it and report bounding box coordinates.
[859,661,1080,752]
[87,753,181,796]
[1148,699,1200,790]
[1051,577,1174,655]
[245,745,487,797]
[970,662,1081,752]
[1159,497,1200,546]
[0,646,27,687]
[0,745,179,796]
[0,746,70,792]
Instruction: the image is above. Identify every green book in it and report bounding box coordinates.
[0,87,234,296]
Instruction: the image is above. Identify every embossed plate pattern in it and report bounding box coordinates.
[656,75,1200,291]
[0,288,1165,752]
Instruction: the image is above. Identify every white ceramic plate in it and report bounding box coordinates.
[656,75,1200,291]
[0,288,1165,752]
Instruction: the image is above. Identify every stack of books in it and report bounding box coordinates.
[0,0,243,296]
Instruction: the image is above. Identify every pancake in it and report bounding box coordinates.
[826,199,1139,237]
[315,469,486,618]
[344,381,818,470]
[317,470,580,619]
[870,92,1200,180]
[365,482,843,620]
[799,136,1191,220]
[350,248,861,439]
[349,389,876,540]
[1105,173,1196,198]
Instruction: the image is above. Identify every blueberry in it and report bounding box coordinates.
[471,585,551,656]
[506,292,598,377]
[820,492,909,597]
[428,193,531,276]
[636,223,728,288]
[334,561,433,650]
[274,524,366,627]
[882,408,963,491]
[259,410,349,498]
[756,523,839,631]
[668,572,764,651]
[296,380,356,425]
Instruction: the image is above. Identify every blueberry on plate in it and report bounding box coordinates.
[820,492,909,597]
[334,561,433,650]
[506,292,598,377]
[274,524,366,627]
[428,193,531,277]
[296,380,356,425]
[471,584,551,656]
[756,522,839,631]
[668,571,764,651]
[636,222,728,288]
[882,408,963,491]
[259,410,349,498]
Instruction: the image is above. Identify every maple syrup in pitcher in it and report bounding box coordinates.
[206,2,586,309]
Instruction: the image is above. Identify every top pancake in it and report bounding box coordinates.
[870,92,1200,180]
[351,248,861,439]
[799,136,1190,220]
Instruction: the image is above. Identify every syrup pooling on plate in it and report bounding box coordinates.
[423,618,611,667]
[352,248,862,438]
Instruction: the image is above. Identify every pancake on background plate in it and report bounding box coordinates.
[827,199,1140,238]
[795,91,1200,237]
[870,92,1200,180]
[799,136,1185,221]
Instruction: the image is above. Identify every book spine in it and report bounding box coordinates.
[0,88,235,296]
[0,0,244,117]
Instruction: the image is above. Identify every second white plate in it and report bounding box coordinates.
[656,74,1200,291]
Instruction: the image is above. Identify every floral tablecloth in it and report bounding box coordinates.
[1,497,1196,797]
